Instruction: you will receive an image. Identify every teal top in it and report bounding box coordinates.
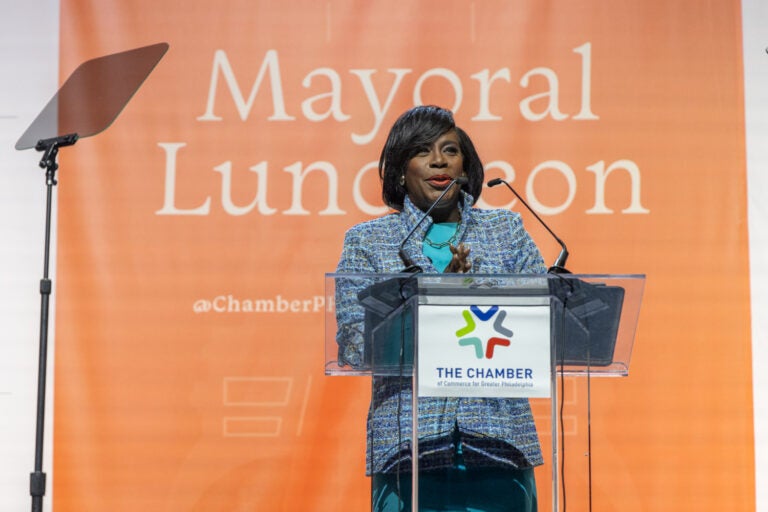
[422,222,459,272]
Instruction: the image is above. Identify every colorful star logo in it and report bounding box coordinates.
[455,305,514,359]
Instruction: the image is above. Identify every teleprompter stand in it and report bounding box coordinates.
[325,273,644,511]
[16,42,169,512]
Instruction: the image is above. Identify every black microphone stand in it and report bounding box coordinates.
[29,134,78,512]
[487,178,570,274]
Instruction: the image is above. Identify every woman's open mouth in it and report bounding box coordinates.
[426,175,454,188]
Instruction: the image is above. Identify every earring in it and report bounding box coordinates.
[399,175,405,186]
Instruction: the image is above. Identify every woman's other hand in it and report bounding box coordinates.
[446,243,471,273]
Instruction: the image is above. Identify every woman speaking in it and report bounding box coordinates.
[335,105,546,512]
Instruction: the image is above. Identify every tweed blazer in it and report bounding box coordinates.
[335,193,547,474]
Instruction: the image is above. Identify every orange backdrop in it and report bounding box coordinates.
[53,1,753,510]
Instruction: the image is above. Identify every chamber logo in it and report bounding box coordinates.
[455,305,513,359]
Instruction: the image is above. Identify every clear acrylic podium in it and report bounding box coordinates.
[325,273,645,511]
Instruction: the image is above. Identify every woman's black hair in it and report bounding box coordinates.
[379,105,484,210]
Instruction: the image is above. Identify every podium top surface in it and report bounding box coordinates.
[325,272,646,279]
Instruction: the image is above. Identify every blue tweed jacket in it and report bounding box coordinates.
[335,193,547,474]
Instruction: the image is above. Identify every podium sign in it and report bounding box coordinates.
[417,304,551,398]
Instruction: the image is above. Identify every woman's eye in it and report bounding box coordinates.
[444,146,459,155]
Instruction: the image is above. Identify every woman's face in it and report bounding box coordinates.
[403,129,465,222]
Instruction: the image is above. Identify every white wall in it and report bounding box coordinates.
[0,2,59,511]
[743,2,768,510]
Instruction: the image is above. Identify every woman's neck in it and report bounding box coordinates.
[430,207,461,223]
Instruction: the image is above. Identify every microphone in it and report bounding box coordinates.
[486,177,570,274]
[398,176,468,273]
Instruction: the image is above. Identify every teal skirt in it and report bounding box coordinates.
[371,465,537,512]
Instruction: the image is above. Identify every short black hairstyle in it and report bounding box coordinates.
[379,105,484,210]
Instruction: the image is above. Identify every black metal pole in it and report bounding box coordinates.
[29,134,76,512]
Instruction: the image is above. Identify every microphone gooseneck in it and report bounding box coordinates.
[398,176,468,273]
[487,177,570,274]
